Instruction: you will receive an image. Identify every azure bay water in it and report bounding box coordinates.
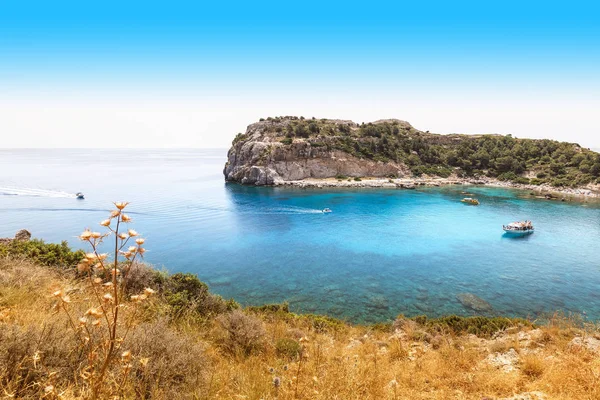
[1,149,600,323]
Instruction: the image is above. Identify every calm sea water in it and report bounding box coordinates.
[1,149,600,324]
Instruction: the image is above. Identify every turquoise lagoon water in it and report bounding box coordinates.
[1,149,600,324]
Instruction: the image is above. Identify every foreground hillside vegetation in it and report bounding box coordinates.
[241,116,600,187]
[1,204,600,399]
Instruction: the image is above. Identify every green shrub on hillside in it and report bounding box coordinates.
[410,314,532,337]
[217,310,266,356]
[160,272,239,318]
[530,178,546,185]
[514,177,531,185]
[248,302,290,314]
[275,338,302,359]
[232,132,246,145]
[0,239,84,268]
[303,314,344,333]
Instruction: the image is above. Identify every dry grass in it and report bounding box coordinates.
[2,246,600,398]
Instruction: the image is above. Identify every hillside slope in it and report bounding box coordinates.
[2,240,600,399]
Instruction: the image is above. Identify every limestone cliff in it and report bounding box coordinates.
[223,118,412,185]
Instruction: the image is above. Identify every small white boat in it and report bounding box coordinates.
[503,221,534,235]
[76,192,85,199]
[322,208,332,213]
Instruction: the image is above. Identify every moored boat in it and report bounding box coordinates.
[461,197,479,205]
[503,220,534,235]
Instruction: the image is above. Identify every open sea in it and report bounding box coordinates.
[1,148,600,324]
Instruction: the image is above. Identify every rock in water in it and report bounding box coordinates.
[456,293,493,313]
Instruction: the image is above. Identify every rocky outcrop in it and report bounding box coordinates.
[0,229,31,245]
[486,348,519,372]
[224,118,411,185]
[14,229,31,241]
[569,336,600,353]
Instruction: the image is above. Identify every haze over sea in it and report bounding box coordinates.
[1,148,600,323]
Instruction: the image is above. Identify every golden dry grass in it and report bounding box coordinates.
[1,256,600,399]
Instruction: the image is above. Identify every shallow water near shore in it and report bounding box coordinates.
[2,149,600,323]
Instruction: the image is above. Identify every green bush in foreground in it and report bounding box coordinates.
[158,272,239,318]
[0,239,84,268]
[248,303,344,333]
[1,235,237,321]
[248,302,290,314]
[275,338,302,359]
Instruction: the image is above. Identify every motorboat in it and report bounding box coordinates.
[76,192,85,199]
[503,221,534,235]
[322,208,332,213]
[461,197,479,205]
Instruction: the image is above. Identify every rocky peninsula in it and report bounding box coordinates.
[224,117,600,198]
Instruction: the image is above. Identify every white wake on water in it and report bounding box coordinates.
[0,186,78,198]
[268,206,324,214]
[190,204,325,215]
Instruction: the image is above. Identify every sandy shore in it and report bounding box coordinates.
[273,176,600,199]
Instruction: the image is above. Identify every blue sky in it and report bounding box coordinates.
[1,1,599,148]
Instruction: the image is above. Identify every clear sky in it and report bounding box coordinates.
[1,1,599,149]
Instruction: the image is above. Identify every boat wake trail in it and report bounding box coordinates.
[265,206,325,215]
[0,186,77,198]
[189,204,325,215]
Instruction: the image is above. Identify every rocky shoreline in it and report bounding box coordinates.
[271,176,600,199]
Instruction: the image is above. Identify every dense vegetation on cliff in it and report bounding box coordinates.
[247,116,600,187]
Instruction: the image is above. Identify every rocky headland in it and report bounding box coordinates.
[224,117,600,198]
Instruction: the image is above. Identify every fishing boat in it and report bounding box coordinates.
[76,192,85,199]
[461,197,479,205]
[503,221,534,235]
[322,208,332,213]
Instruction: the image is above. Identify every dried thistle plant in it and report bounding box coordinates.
[53,201,155,399]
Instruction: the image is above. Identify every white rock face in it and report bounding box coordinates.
[486,348,519,372]
[223,119,410,185]
[569,336,600,353]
